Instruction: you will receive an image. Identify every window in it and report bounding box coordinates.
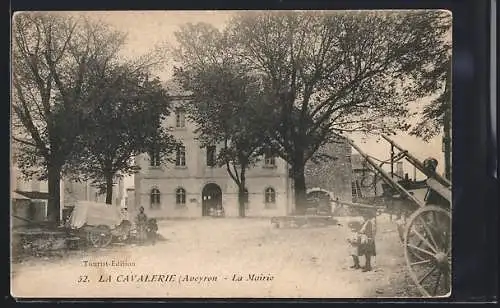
[264,151,276,166]
[150,188,161,209]
[352,180,362,199]
[175,187,186,206]
[176,145,186,166]
[175,108,186,128]
[206,145,216,167]
[149,150,161,167]
[265,187,276,204]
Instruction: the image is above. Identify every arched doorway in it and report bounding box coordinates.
[306,188,334,213]
[202,183,222,216]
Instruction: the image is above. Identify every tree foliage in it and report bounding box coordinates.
[11,12,128,221]
[68,66,179,204]
[11,12,173,217]
[228,10,451,159]
[172,10,452,211]
[410,57,452,142]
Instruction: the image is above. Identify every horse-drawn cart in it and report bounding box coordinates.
[347,135,452,297]
[66,201,134,248]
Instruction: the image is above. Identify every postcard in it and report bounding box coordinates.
[10,10,452,299]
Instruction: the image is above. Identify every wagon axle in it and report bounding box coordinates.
[433,252,448,268]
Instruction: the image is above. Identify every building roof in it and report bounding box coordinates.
[15,190,50,200]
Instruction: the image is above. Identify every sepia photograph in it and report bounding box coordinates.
[10,10,452,299]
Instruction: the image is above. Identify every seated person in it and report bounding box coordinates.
[146,218,158,244]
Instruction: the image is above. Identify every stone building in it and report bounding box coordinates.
[304,139,354,203]
[133,93,295,218]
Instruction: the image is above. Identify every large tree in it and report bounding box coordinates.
[174,59,269,217]
[11,13,127,222]
[173,11,451,212]
[232,11,451,211]
[68,65,179,204]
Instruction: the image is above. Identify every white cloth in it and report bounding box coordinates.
[69,201,122,229]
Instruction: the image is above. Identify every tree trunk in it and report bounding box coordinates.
[238,187,246,218]
[293,169,307,215]
[292,151,307,214]
[105,173,114,205]
[238,169,247,218]
[47,165,62,223]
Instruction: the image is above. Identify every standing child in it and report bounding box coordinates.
[358,209,377,272]
[346,220,363,269]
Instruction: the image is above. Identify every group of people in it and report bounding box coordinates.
[346,209,377,272]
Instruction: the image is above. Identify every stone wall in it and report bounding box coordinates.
[304,139,353,203]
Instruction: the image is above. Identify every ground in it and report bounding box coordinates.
[10,214,420,298]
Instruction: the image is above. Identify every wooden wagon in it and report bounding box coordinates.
[347,135,451,297]
[66,201,134,248]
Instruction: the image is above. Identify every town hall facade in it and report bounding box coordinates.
[133,94,295,218]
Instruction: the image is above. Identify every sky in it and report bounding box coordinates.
[80,11,447,187]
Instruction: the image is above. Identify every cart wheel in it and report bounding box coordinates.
[404,206,451,297]
[88,225,113,248]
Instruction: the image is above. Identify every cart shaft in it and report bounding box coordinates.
[347,138,426,208]
[381,135,452,188]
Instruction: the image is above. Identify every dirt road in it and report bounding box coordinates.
[11,215,419,298]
